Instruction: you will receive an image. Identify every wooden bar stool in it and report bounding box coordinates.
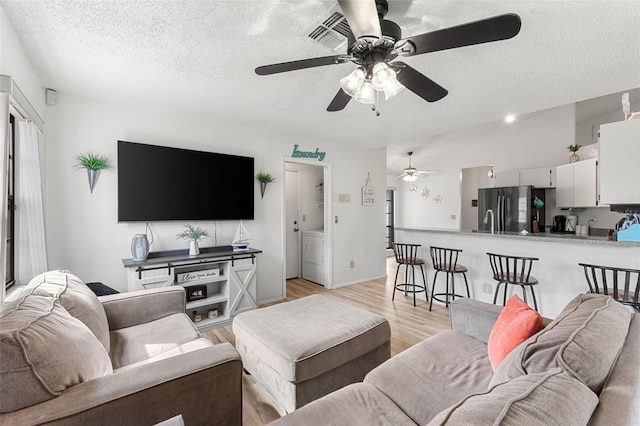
[487,252,540,311]
[391,243,428,306]
[579,263,640,312]
[429,246,470,311]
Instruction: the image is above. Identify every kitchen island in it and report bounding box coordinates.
[395,227,640,317]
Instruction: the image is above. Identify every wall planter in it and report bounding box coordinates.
[257,172,275,198]
[74,152,112,193]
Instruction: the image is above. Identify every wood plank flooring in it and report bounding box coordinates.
[202,257,451,425]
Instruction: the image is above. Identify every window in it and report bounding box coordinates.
[386,189,395,249]
[5,114,15,291]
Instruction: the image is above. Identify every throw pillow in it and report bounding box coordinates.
[427,369,599,426]
[487,294,543,371]
[26,270,111,352]
[0,294,112,413]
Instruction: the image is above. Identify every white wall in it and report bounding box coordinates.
[0,5,45,118]
[395,104,577,230]
[43,94,387,301]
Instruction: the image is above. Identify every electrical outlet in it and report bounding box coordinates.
[451,214,457,220]
[482,283,493,294]
[335,216,339,224]
[302,214,306,222]
[349,260,355,268]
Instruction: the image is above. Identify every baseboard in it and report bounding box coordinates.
[332,274,387,289]
[258,295,285,306]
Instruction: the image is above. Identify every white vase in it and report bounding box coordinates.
[189,240,200,256]
[131,234,149,261]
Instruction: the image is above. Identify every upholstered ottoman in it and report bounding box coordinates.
[233,295,391,413]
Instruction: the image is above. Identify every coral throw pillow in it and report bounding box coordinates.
[488,295,543,371]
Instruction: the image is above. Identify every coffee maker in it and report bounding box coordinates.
[553,215,566,233]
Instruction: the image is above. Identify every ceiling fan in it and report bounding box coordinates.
[398,152,436,182]
[255,0,521,112]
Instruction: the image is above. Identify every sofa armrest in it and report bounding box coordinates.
[100,287,186,330]
[0,343,242,426]
[449,298,504,344]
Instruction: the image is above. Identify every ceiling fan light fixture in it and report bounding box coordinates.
[402,174,418,182]
[339,67,366,97]
[372,62,404,100]
[355,79,376,104]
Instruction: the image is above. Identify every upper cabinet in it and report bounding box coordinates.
[519,167,556,188]
[493,170,519,187]
[599,120,640,205]
[556,158,599,208]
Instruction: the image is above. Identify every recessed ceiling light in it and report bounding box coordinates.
[505,115,516,123]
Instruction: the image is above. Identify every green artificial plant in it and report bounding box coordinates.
[176,225,210,242]
[74,152,112,171]
[567,144,581,153]
[257,172,275,183]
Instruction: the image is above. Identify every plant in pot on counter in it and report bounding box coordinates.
[257,171,275,199]
[73,152,112,193]
[176,225,210,256]
[567,144,581,163]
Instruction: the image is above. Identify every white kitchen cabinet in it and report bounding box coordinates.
[555,158,599,208]
[493,170,519,187]
[600,119,640,205]
[519,167,556,188]
[302,230,325,285]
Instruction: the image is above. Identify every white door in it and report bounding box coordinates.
[285,170,301,279]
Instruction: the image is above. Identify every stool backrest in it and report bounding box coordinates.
[487,252,539,284]
[392,243,421,264]
[579,263,640,312]
[430,246,462,271]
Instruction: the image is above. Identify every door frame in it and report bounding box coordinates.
[284,169,301,279]
[281,157,333,298]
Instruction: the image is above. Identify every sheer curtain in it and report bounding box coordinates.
[17,121,47,282]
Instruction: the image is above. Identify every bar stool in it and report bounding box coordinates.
[429,246,470,311]
[579,263,640,312]
[391,243,428,306]
[487,252,540,311]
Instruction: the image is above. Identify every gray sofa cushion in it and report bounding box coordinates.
[365,330,493,425]
[490,294,632,393]
[0,294,112,413]
[109,312,200,369]
[269,382,416,426]
[26,270,111,352]
[428,369,598,425]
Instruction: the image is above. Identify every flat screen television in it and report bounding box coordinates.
[118,141,254,222]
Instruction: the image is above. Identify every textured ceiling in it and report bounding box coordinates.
[2,0,639,158]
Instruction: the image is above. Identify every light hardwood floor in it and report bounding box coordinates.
[202,257,452,425]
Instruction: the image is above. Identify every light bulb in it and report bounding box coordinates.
[355,80,375,104]
[340,68,366,97]
[372,62,404,100]
[402,174,418,182]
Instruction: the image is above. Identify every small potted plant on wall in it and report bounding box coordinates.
[567,144,581,163]
[74,152,112,193]
[257,172,275,199]
[176,225,210,256]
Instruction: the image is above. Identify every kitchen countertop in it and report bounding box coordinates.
[396,227,640,247]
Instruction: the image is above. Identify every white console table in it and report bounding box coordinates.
[122,246,261,330]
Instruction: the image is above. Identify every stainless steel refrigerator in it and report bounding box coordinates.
[477,186,545,233]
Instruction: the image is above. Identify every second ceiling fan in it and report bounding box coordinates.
[255,0,522,112]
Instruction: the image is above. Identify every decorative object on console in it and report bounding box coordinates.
[73,152,112,193]
[257,171,275,199]
[130,223,153,261]
[176,224,210,256]
[567,144,581,163]
[186,285,207,302]
[232,220,251,251]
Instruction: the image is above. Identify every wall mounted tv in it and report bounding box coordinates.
[118,141,254,222]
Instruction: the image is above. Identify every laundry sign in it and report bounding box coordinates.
[291,144,326,161]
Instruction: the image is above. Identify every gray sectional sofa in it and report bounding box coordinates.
[272,294,639,425]
[0,271,242,425]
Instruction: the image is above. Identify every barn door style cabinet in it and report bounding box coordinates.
[123,246,261,331]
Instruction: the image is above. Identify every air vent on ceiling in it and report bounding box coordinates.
[306,6,352,52]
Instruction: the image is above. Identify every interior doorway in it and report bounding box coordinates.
[283,160,331,296]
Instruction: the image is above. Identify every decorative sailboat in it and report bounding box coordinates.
[231,220,251,251]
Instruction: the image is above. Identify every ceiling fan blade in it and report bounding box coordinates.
[393,62,448,102]
[337,0,382,40]
[255,55,349,75]
[397,13,521,56]
[327,89,352,112]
